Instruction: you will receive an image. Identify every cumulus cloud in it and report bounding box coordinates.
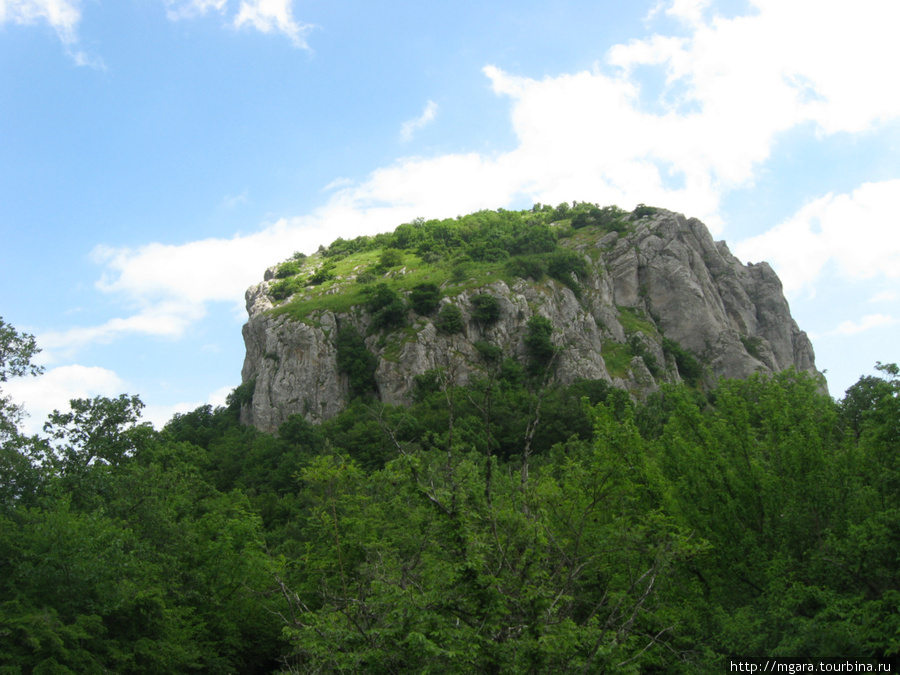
[35,303,204,363]
[1,0,311,55]
[3,363,233,433]
[233,0,312,48]
[400,101,439,142]
[165,0,313,46]
[45,0,900,355]
[0,0,81,42]
[735,180,900,296]
[3,364,128,435]
[0,0,105,66]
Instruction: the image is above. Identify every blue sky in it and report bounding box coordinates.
[2,0,899,430]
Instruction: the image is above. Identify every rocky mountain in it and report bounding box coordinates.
[239,206,823,433]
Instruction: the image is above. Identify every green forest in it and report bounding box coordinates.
[1,312,898,673]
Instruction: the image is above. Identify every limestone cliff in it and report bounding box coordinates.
[239,208,823,433]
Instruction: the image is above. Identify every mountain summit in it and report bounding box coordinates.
[238,204,822,432]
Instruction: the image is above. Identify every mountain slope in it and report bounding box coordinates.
[239,204,822,432]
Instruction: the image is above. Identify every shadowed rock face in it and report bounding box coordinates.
[240,209,824,433]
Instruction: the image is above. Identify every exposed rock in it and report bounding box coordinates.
[239,209,824,433]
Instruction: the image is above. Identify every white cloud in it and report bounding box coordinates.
[41,0,900,356]
[400,101,439,142]
[0,0,106,66]
[832,314,899,336]
[141,384,233,429]
[3,364,128,436]
[1,0,311,56]
[3,363,233,434]
[322,177,354,192]
[735,179,900,296]
[35,302,204,363]
[0,0,81,43]
[233,0,311,48]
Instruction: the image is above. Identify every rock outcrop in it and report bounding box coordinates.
[239,209,823,433]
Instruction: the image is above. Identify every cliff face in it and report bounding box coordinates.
[240,209,822,433]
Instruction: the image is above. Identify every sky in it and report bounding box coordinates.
[2,0,899,431]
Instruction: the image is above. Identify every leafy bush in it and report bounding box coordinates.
[741,335,766,361]
[365,283,406,332]
[355,269,376,284]
[632,204,658,219]
[269,276,305,301]
[227,378,256,409]
[628,335,661,377]
[662,337,702,386]
[474,340,503,363]
[436,304,464,334]
[412,369,443,402]
[524,315,556,366]
[335,327,378,398]
[472,246,510,263]
[547,250,589,297]
[551,201,571,221]
[470,294,501,325]
[275,260,303,278]
[324,235,374,259]
[409,283,442,315]
[378,248,404,269]
[451,263,470,283]
[506,255,546,281]
[308,262,335,286]
[571,205,629,232]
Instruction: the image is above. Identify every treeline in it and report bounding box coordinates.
[1,318,899,673]
[318,202,631,264]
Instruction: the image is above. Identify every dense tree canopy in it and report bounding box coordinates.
[1,315,898,672]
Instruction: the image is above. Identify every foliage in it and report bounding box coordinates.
[279,404,699,673]
[335,326,378,399]
[470,293,501,325]
[378,248,404,269]
[227,378,256,410]
[0,318,43,383]
[408,282,442,315]
[275,260,303,278]
[0,383,283,671]
[632,203,658,218]
[474,340,502,363]
[523,315,556,367]
[1,317,43,452]
[617,306,657,336]
[308,262,335,286]
[662,337,702,386]
[5,318,900,673]
[627,334,661,377]
[570,204,629,232]
[435,304,465,334]
[741,334,766,361]
[269,275,305,301]
[364,283,407,332]
[270,203,641,325]
[547,249,589,297]
[505,254,546,280]
[355,268,376,284]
